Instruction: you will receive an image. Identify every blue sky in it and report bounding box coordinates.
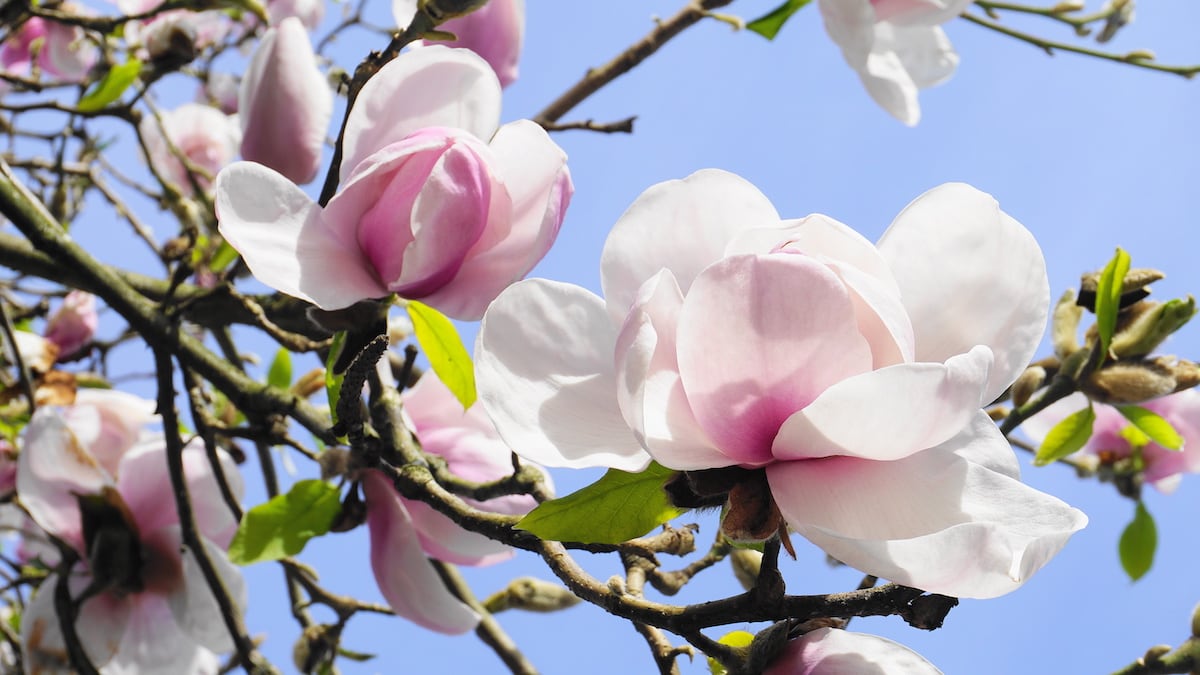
[60,0,1200,672]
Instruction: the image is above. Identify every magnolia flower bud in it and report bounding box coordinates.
[1084,356,1200,404]
[239,17,331,184]
[482,577,581,614]
[293,624,337,674]
[1052,289,1083,359]
[1191,601,1200,638]
[1097,0,1135,43]
[1077,267,1162,312]
[1010,366,1046,408]
[1109,297,1197,359]
[44,290,98,359]
[730,548,763,592]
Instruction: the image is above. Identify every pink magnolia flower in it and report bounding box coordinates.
[215,46,571,320]
[44,290,98,359]
[363,373,543,633]
[477,169,1087,599]
[763,628,941,674]
[198,72,240,115]
[118,0,235,60]
[238,17,331,184]
[818,0,971,125]
[141,103,241,194]
[0,13,97,86]
[394,0,524,87]
[268,0,324,31]
[17,406,244,673]
[1022,390,1200,493]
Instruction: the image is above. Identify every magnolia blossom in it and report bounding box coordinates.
[478,169,1087,599]
[268,0,325,31]
[44,290,98,359]
[118,0,234,60]
[17,401,243,674]
[763,628,941,675]
[818,0,971,125]
[141,103,241,194]
[216,46,571,320]
[0,14,96,88]
[1022,390,1200,493]
[239,17,331,184]
[363,373,542,633]
[198,73,240,115]
[394,0,524,87]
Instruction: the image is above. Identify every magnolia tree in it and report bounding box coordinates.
[0,0,1196,673]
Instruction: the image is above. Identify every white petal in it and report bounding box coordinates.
[167,537,246,653]
[341,46,501,179]
[764,628,943,675]
[600,169,780,323]
[768,414,1086,598]
[477,279,648,470]
[878,183,1049,402]
[773,346,992,461]
[215,162,386,309]
[17,409,108,550]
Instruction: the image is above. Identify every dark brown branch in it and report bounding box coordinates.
[433,560,538,675]
[534,0,733,125]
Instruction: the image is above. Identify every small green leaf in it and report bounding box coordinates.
[1119,423,1150,449]
[406,300,475,409]
[209,240,240,272]
[336,647,376,662]
[1117,405,1184,451]
[708,630,754,675]
[745,0,813,39]
[77,58,142,112]
[1119,501,1156,581]
[267,347,292,390]
[325,331,347,426]
[517,462,685,544]
[228,479,342,565]
[1094,247,1131,360]
[1034,405,1095,466]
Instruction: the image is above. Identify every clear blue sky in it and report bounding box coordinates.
[67,0,1200,672]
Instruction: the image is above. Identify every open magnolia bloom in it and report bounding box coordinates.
[17,406,244,674]
[818,0,972,125]
[216,45,572,321]
[1022,390,1200,493]
[393,0,525,87]
[478,169,1087,599]
[363,373,545,633]
[763,628,941,674]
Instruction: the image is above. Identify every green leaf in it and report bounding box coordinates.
[516,462,685,544]
[1119,501,1156,581]
[1034,405,1095,466]
[708,631,754,675]
[1119,423,1150,449]
[745,0,813,40]
[228,479,342,565]
[336,647,376,662]
[1094,247,1131,360]
[406,300,476,409]
[77,58,142,112]
[267,347,292,390]
[325,331,347,426]
[1116,405,1184,451]
[209,240,240,272]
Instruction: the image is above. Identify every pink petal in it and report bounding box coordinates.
[614,270,731,470]
[166,536,246,653]
[21,571,130,672]
[215,162,387,309]
[238,17,332,184]
[421,120,571,321]
[362,470,480,634]
[341,46,501,180]
[878,183,1048,402]
[17,409,109,551]
[767,413,1087,598]
[764,628,943,675]
[600,169,781,323]
[404,497,516,566]
[477,279,648,470]
[676,254,873,465]
[107,593,220,675]
[877,0,975,26]
[772,346,992,461]
[66,389,156,477]
[116,439,243,547]
[429,0,524,87]
[403,371,497,437]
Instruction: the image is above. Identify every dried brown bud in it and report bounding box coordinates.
[293,624,338,674]
[290,367,326,399]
